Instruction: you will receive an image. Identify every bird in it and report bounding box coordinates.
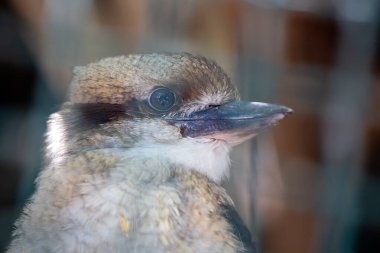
[7,53,291,253]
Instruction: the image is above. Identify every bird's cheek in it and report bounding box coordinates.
[145,121,183,142]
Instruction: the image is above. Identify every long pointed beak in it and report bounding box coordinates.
[167,100,292,145]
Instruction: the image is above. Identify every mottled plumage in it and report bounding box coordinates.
[8,53,290,253]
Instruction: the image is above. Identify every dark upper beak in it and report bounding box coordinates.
[166,100,292,145]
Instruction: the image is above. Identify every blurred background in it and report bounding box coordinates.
[1,0,380,252]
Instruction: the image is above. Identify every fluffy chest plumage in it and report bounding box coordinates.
[11,150,241,253]
[56,172,239,253]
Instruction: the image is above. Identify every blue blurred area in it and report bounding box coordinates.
[0,1,380,253]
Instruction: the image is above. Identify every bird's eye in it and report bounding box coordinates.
[148,87,177,112]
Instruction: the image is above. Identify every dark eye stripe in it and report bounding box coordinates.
[63,100,142,132]
[62,88,179,133]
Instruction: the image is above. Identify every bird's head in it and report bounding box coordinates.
[48,53,291,182]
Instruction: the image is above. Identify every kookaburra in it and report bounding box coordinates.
[7,53,291,253]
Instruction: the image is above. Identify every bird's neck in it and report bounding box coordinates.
[56,143,229,185]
